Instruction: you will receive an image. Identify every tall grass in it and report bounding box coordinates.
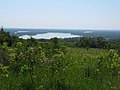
[0,47,120,90]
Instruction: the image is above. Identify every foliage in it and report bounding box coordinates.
[76,37,110,49]
[0,30,120,90]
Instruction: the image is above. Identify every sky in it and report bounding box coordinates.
[0,0,120,29]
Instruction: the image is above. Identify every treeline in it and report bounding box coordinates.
[59,37,120,50]
[0,29,18,46]
[76,37,110,49]
[1,28,120,50]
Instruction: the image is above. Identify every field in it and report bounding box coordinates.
[67,48,108,57]
[1,46,120,90]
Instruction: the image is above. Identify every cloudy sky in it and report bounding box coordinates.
[0,0,120,29]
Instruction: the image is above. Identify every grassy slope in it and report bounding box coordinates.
[63,48,119,90]
[1,48,120,90]
[67,48,108,57]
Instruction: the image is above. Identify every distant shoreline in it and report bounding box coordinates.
[4,28,120,31]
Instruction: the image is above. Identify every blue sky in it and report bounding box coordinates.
[0,0,120,29]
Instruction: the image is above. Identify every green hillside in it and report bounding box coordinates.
[0,29,120,90]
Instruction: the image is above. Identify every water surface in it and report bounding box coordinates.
[19,32,81,39]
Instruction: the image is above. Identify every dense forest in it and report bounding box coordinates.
[1,29,120,90]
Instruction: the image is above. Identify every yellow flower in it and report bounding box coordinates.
[6,74,9,77]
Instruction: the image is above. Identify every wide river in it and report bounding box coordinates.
[19,32,81,39]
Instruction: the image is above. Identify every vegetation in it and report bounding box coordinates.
[76,37,109,49]
[0,29,120,90]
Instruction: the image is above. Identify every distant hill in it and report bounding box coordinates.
[4,28,120,40]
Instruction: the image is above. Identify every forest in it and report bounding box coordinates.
[0,29,120,90]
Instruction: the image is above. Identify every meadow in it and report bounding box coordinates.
[0,47,120,90]
[0,29,120,90]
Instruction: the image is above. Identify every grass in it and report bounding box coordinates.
[67,47,108,57]
[1,47,120,90]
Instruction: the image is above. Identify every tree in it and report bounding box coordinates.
[76,37,109,49]
[1,26,4,31]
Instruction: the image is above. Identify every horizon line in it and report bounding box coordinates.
[3,27,120,31]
